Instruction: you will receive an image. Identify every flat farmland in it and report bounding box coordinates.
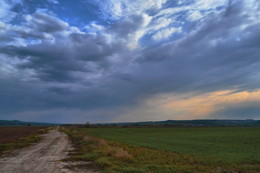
[65,127,260,173]
[86,127,260,164]
[0,126,48,155]
[0,126,47,143]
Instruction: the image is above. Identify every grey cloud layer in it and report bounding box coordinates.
[0,0,260,122]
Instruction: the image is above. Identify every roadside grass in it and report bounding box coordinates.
[62,127,260,173]
[0,126,51,156]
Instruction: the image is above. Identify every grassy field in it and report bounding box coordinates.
[63,127,260,173]
[87,127,260,164]
[0,126,49,156]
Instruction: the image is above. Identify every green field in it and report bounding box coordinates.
[64,127,260,173]
[86,127,260,164]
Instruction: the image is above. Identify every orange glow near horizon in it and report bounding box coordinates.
[116,89,260,122]
[159,89,260,119]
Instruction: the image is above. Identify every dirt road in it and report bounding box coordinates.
[0,129,95,173]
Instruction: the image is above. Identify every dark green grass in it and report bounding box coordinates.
[86,127,260,164]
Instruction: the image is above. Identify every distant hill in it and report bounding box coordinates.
[0,120,60,126]
[102,119,260,127]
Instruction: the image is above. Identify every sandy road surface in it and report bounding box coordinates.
[0,129,95,173]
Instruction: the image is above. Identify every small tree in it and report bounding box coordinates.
[85,121,90,128]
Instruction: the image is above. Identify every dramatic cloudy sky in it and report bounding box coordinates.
[0,0,260,123]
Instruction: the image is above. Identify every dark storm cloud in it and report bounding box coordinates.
[24,11,68,33]
[108,14,147,38]
[0,0,260,122]
[0,37,117,82]
[0,10,69,41]
[0,12,149,82]
[1,43,84,82]
[127,1,260,95]
[68,32,118,61]
[0,75,122,116]
[210,101,260,119]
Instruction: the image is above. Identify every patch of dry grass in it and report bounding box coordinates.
[83,135,133,162]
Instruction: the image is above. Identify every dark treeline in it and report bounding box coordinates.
[0,120,60,126]
[62,119,260,128]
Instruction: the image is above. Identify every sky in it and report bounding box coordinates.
[0,0,260,123]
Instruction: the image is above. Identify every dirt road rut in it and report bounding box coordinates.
[0,129,93,173]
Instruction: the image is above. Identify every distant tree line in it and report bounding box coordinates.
[62,119,260,128]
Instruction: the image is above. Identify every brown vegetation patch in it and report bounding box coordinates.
[83,135,133,162]
[0,126,50,156]
[0,126,47,143]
